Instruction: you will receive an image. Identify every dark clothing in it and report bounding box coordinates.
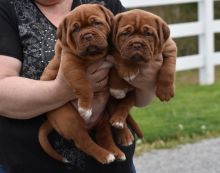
[0,0,125,79]
[0,0,134,173]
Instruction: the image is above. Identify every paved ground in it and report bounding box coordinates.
[134,137,220,173]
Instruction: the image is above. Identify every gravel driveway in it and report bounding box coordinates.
[134,137,220,173]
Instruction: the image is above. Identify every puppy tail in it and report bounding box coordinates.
[38,121,69,163]
[126,114,144,139]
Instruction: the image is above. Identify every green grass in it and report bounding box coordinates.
[132,68,220,152]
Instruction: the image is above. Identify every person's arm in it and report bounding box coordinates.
[0,1,74,119]
[0,0,111,120]
[134,88,156,107]
[132,38,177,107]
[0,56,110,119]
[0,55,74,119]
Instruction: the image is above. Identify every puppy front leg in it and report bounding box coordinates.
[112,114,142,147]
[156,38,177,101]
[114,122,134,146]
[95,112,126,161]
[109,68,131,99]
[61,55,93,120]
[110,91,135,129]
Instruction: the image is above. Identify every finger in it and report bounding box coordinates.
[99,61,113,69]
[89,68,109,83]
[94,77,109,92]
[87,60,105,74]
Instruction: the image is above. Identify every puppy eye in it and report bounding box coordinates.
[120,31,130,36]
[73,27,80,32]
[93,21,103,27]
[144,31,153,37]
[72,24,80,32]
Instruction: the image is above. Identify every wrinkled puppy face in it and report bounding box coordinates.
[57,4,113,60]
[113,9,170,65]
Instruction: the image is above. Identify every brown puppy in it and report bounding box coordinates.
[39,4,126,164]
[109,10,177,134]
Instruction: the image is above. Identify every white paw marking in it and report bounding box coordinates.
[107,154,115,163]
[110,89,126,99]
[124,74,137,81]
[121,140,133,147]
[78,107,92,120]
[112,122,124,128]
[118,154,126,161]
[123,70,139,82]
[62,158,70,163]
[127,141,133,146]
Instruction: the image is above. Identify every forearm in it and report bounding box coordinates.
[0,76,72,119]
[134,87,155,107]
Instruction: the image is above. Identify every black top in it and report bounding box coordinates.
[0,1,135,173]
[0,0,125,79]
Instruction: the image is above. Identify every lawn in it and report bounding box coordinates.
[132,68,220,150]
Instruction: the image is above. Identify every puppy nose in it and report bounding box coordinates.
[132,43,142,50]
[83,33,93,41]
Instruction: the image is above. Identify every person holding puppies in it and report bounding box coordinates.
[0,0,139,173]
[0,0,176,173]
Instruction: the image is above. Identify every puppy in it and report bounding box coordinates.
[38,4,126,164]
[109,9,177,134]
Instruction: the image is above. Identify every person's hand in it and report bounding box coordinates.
[84,59,113,126]
[54,61,76,101]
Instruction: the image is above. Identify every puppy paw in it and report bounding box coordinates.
[115,127,134,146]
[93,150,116,164]
[78,107,92,120]
[110,88,126,99]
[156,84,175,101]
[110,116,126,129]
[106,154,116,164]
[117,154,126,161]
[110,148,126,161]
[112,122,124,128]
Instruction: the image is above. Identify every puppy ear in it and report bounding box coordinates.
[56,18,67,44]
[156,18,170,52]
[112,14,122,49]
[98,5,114,29]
